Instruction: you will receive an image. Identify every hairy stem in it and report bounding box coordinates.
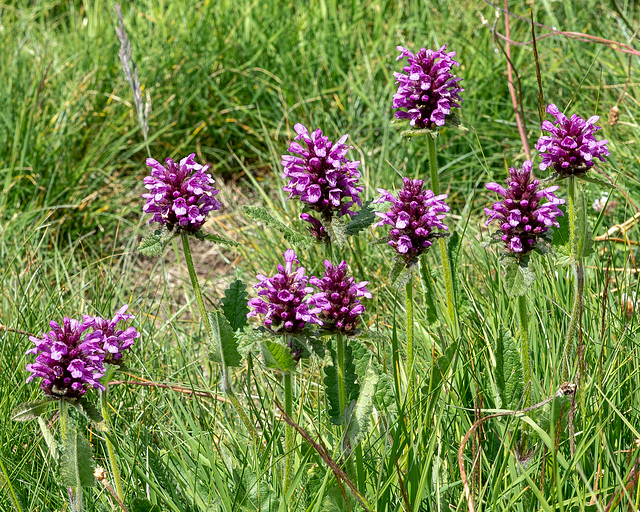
[60,400,82,512]
[101,366,125,503]
[336,333,347,419]
[180,233,263,452]
[283,371,294,493]
[405,279,415,410]
[562,177,586,381]
[427,134,456,325]
[518,295,531,407]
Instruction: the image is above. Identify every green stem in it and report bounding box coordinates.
[405,279,414,410]
[561,178,585,382]
[60,401,82,512]
[101,366,125,503]
[283,372,294,493]
[427,134,456,325]
[180,233,264,453]
[518,295,531,408]
[336,333,347,419]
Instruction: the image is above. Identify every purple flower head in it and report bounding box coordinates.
[535,103,610,176]
[281,124,364,236]
[310,260,371,336]
[484,160,565,256]
[83,305,140,365]
[142,153,221,233]
[26,317,106,399]
[373,178,449,264]
[247,249,323,335]
[393,45,464,129]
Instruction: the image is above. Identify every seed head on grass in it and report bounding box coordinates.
[310,260,371,336]
[485,160,565,256]
[393,45,464,129]
[83,305,140,365]
[142,153,221,233]
[535,103,610,176]
[248,249,324,336]
[281,123,363,240]
[374,178,449,265]
[26,317,106,399]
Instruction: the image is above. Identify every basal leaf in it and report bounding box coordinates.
[11,400,51,421]
[209,311,242,367]
[260,340,296,373]
[60,425,95,488]
[500,255,536,298]
[221,279,249,332]
[243,205,313,248]
[345,201,377,236]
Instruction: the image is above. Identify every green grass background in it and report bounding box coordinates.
[1,0,640,510]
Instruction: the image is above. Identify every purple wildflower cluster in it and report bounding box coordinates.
[535,104,610,176]
[143,153,221,233]
[310,261,371,336]
[247,249,323,335]
[374,178,449,264]
[393,45,464,129]
[26,308,139,399]
[281,124,363,240]
[484,161,565,256]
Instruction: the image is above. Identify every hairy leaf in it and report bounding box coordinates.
[193,231,240,247]
[11,400,51,421]
[345,201,377,236]
[425,342,458,419]
[221,280,249,332]
[419,258,439,324]
[325,216,347,248]
[209,311,242,367]
[495,329,524,410]
[343,362,378,452]
[500,255,536,298]
[60,425,95,488]
[138,229,174,257]
[323,342,360,425]
[576,184,594,259]
[350,337,395,412]
[260,340,296,373]
[243,205,313,247]
[72,398,104,426]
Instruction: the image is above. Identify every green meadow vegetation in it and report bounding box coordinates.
[1,0,640,510]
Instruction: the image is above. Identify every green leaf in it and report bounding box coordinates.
[138,229,174,257]
[237,327,272,359]
[260,340,296,373]
[209,311,242,367]
[345,201,377,236]
[193,231,240,247]
[389,257,413,286]
[131,498,163,512]
[325,216,347,248]
[59,425,95,488]
[323,341,360,425]
[419,257,438,324]
[11,400,51,421]
[343,362,378,452]
[243,205,313,247]
[495,329,524,410]
[350,337,395,412]
[500,254,536,298]
[579,173,615,189]
[576,184,594,259]
[425,342,458,419]
[71,398,104,426]
[221,280,249,332]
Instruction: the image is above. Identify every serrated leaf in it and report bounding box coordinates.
[11,400,51,421]
[237,327,273,359]
[343,363,378,452]
[500,255,536,298]
[72,398,104,425]
[131,498,163,512]
[221,280,249,332]
[495,329,524,410]
[260,340,296,373]
[243,206,313,247]
[350,337,395,413]
[345,201,377,236]
[138,229,174,257]
[325,216,347,248]
[425,342,458,419]
[323,341,359,425]
[389,258,413,286]
[59,425,95,488]
[579,174,615,189]
[193,231,240,247]
[209,311,242,367]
